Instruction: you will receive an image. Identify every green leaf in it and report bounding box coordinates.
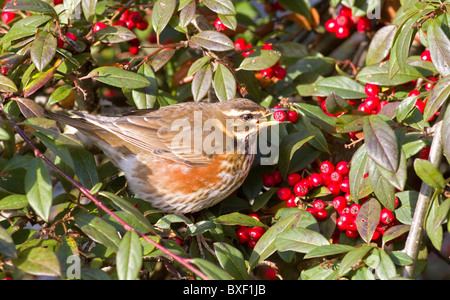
[304,244,354,259]
[214,242,248,280]
[338,245,373,277]
[48,84,74,104]
[413,158,446,189]
[368,159,396,210]
[366,25,398,65]
[31,30,57,72]
[218,14,237,30]
[131,64,158,109]
[238,49,281,71]
[23,67,56,97]
[0,74,18,93]
[427,19,450,76]
[117,231,143,280]
[356,198,382,243]
[179,1,196,28]
[214,212,266,228]
[433,198,450,230]
[324,91,353,114]
[249,212,317,268]
[81,0,97,23]
[150,48,176,72]
[0,25,37,45]
[363,114,399,173]
[154,214,192,229]
[316,76,366,99]
[388,17,417,78]
[373,248,397,280]
[0,226,16,258]
[203,0,235,15]
[395,191,419,225]
[277,131,314,179]
[349,144,368,202]
[94,26,137,43]
[274,227,329,253]
[191,258,232,280]
[4,0,56,14]
[187,57,212,77]
[252,188,278,212]
[357,63,422,86]
[425,198,443,250]
[423,74,450,122]
[190,31,234,52]
[277,0,311,19]
[25,158,53,222]
[382,224,410,246]
[336,112,369,133]
[213,64,236,101]
[0,194,29,210]
[75,213,120,251]
[90,67,151,89]
[152,0,177,35]
[443,104,450,165]
[191,64,212,102]
[13,247,61,276]
[69,148,99,189]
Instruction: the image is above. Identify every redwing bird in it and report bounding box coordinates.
[47,98,280,214]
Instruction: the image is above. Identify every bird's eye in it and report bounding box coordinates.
[241,114,253,121]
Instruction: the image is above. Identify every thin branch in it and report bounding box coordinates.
[0,104,210,280]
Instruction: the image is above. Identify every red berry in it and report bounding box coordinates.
[330,171,343,183]
[272,170,282,185]
[346,229,359,239]
[277,187,292,201]
[93,21,107,33]
[408,89,420,97]
[248,213,260,222]
[126,19,136,30]
[320,173,332,186]
[313,200,326,212]
[339,6,352,17]
[214,18,226,31]
[349,203,361,217]
[236,227,250,244]
[364,83,379,97]
[261,266,277,280]
[261,67,274,79]
[234,38,246,51]
[340,213,354,225]
[316,210,328,220]
[347,221,357,231]
[415,100,425,113]
[333,196,347,212]
[325,19,337,33]
[1,12,16,24]
[272,65,287,80]
[249,227,265,241]
[335,15,350,27]
[129,45,139,55]
[380,208,395,225]
[0,66,8,75]
[327,182,341,197]
[242,44,254,57]
[371,230,382,241]
[262,173,275,187]
[262,43,273,50]
[294,182,309,197]
[420,50,432,62]
[136,20,149,30]
[273,110,286,122]
[54,0,63,4]
[306,207,317,216]
[287,110,299,123]
[320,161,335,175]
[418,146,430,160]
[287,173,301,186]
[57,37,64,48]
[286,196,297,207]
[65,32,77,42]
[335,25,350,39]
[357,17,372,32]
[128,11,142,23]
[339,179,350,193]
[337,217,348,231]
[310,173,323,187]
[113,20,126,27]
[300,178,313,189]
[335,161,350,175]
[119,9,130,21]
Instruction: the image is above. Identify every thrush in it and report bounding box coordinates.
[47,98,280,214]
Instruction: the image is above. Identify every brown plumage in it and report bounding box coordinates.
[47,98,279,214]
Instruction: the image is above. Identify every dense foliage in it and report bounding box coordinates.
[0,0,449,280]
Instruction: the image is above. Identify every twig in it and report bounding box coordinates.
[0,104,210,280]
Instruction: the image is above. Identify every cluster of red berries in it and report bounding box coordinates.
[325,6,372,39]
[1,0,15,24]
[272,105,299,123]
[93,9,148,55]
[234,39,287,83]
[235,214,266,248]
[357,83,388,115]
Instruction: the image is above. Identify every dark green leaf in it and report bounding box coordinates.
[324,91,353,114]
[69,148,99,189]
[357,63,422,86]
[388,17,417,78]
[48,84,74,104]
[395,191,418,225]
[75,213,120,251]
[0,226,16,258]
[218,14,237,30]
[25,158,53,222]
[190,31,234,52]
[0,74,18,93]
[179,1,196,28]
[304,244,354,259]
[373,248,397,280]
[4,0,56,14]
[336,112,369,133]
[316,76,366,99]
[368,159,396,210]
[116,231,142,280]
[151,48,176,72]
[433,198,450,230]
[90,67,151,89]
[277,0,311,19]
[31,30,57,72]
[214,242,248,280]
[187,57,212,77]
[363,114,399,173]
[152,0,177,35]
[13,247,61,276]
[274,227,329,253]
[443,104,450,165]
[413,158,445,189]
[423,74,450,122]
[0,25,36,45]
[277,131,314,179]
[191,64,212,102]
[425,198,443,250]
[23,67,56,97]
[0,194,29,210]
[382,224,410,246]
[215,212,266,228]
[356,198,382,243]
[202,0,235,15]
[338,245,373,277]
[131,64,158,109]
[366,25,398,65]
[349,144,368,202]
[191,258,232,280]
